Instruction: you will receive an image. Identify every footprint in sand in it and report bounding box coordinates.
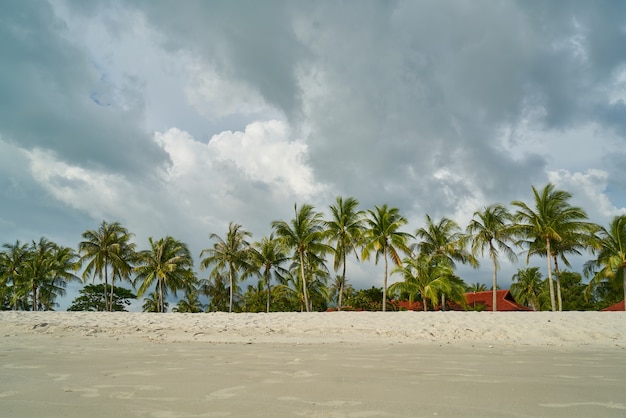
[47,373,70,382]
[206,385,246,399]
[64,387,100,398]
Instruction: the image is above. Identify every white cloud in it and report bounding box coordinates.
[548,169,626,221]
[207,120,325,198]
[27,148,136,220]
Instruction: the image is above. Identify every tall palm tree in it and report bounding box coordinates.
[200,222,253,313]
[415,214,477,310]
[510,267,544,311]
[135,236,194,313]
[325,196,364,310]
[512,184,593,311]
[272,204,331,312]
[362,204,412,312]
[249,234,289,313]
[584,215,626,310]
[19,238,57,311]
[467,204,518,311]
[79,221,134,311]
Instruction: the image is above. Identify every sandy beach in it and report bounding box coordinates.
[2,311,625,417]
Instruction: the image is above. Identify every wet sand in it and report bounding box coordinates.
[1,311,625,417]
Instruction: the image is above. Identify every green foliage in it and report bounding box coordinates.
[343,286,384,311]
[135,236,195,313]
[2,188,625,312]
[68,284,136,311]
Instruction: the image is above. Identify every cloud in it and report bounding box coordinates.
[548,169,626,220]
[2,1,626,309]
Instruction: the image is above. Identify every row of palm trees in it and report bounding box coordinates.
[1,183,625,312]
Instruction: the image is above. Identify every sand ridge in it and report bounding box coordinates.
[1,311,624,348]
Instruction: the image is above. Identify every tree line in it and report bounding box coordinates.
[1,184,624,312]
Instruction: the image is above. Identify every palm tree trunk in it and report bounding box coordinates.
[553,255,563,311]
[32,284,37,311]
[338,260,346,311]
[622,265,626,312]
[422,295,428,312]
[110,273,115,312]
[228,264,234,313]
[382,251,388,312]
[299,250,310,312]
[159,278,164,313]
[266,269,271,313]
[103,260,110,312]
[545,238,556,312]
[491,253,498,312]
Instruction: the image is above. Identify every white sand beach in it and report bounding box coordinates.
[2,311,626,417]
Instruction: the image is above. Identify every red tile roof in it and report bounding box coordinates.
[462,290,531,312]
[601,300,625,311]
[392,290,531,312]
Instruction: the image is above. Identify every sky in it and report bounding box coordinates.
[1,0,626,310]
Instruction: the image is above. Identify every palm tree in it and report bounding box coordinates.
[79,221,134,311]
[466,282,487,292]
[362,204,412,311]
[326,196,364,310]
[0,240,28,310]
[415,215,477,310]
[510,267,544,311]
[584,215,626,310]
[19,238,57,311]
[198,271,230,312]
[173,288,205,313]
[142,291,168,313]
[390,254,454,311]
[272,204,331,312]
[249,234,289,313]
[329,275,355,308]
[512,184,593,311]
[467,204,518,311]
[200,222,253,313]
[135,236,194,313]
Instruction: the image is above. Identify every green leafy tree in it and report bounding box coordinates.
[198,271,231,312]
[325,196,364,310]
[390,254,456,311]
[415,215,476,310]
[343,286,384,311]
[362,204,412,311]
[249,234,289,313]
[200,222,253,313]
[584,215,626,310]
[0,240,29,310]
[79,221,136,311]
[142,291,168,313]
[135,236,195,313]
[272,204,331,312]
[240,280,267,312]
[14,238,80,311]
[467,204,517,311]
[466,282,487,292]
[512,184,594,311]
[173,289,205,313]
[329,274,355,309]
[68,284,136,311]
[510,267,543,311]
[558,271,594,311]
